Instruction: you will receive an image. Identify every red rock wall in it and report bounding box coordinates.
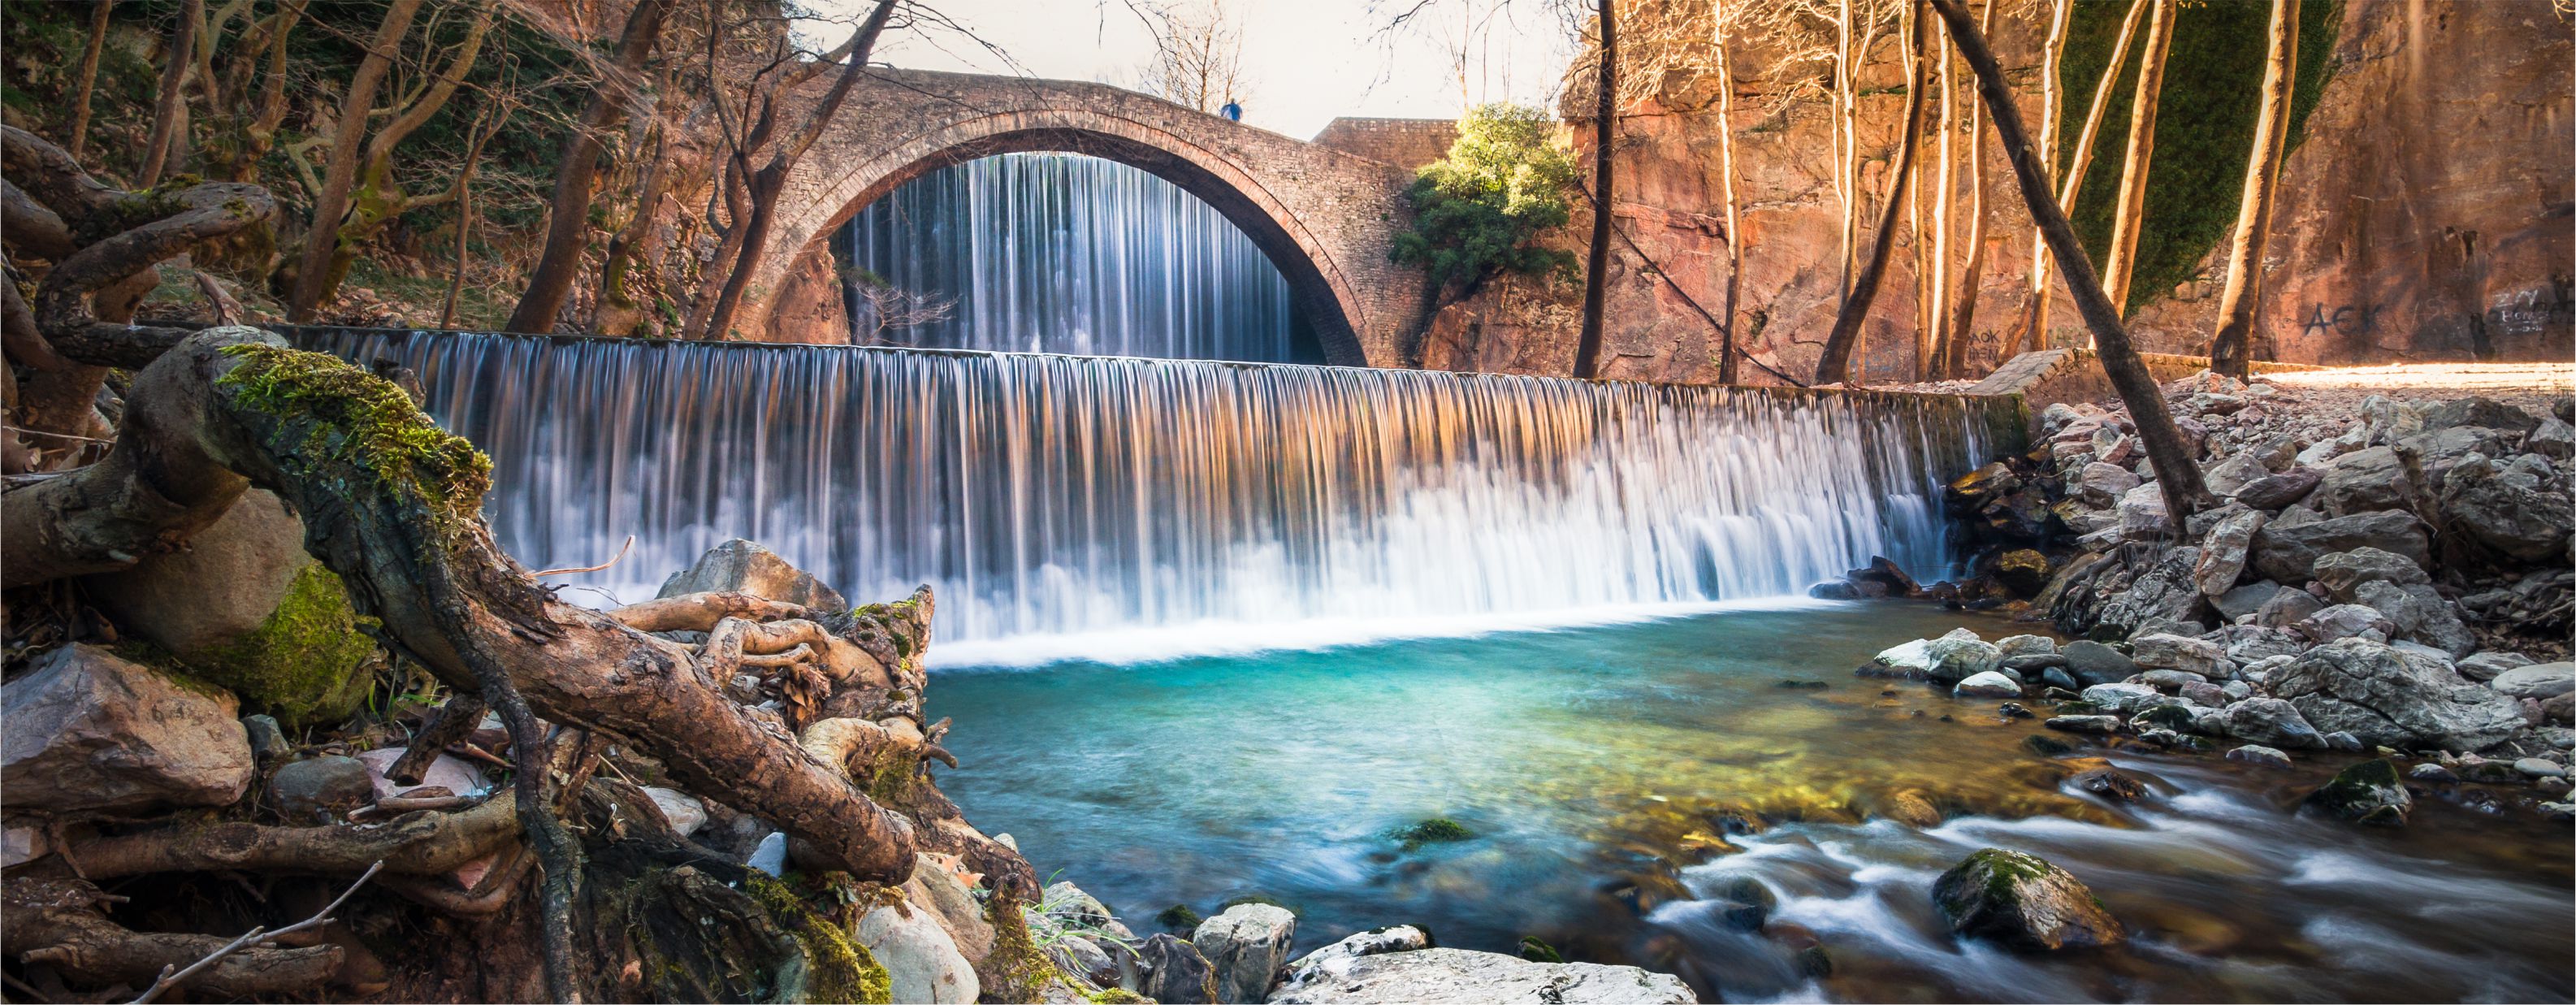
[1429,0,2572,385]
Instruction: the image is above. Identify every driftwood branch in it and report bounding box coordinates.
[128,862,384,1004]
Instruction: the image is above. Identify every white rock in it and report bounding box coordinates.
[354,747,489,800]
[2,822,49,869]
[2131,634,2226,675]
[643,786,707,837]
[1874,639,1936,673]
[1264,948,1692,1004]
[1198,903,1298,1004]
[858,896,980,1003]
[1276,925,1433,994]
[1954,672,2023,699]
[747,832,788,875]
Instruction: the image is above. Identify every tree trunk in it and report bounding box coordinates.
[699,1,894,342]
[67,0,114,162]
[1813,0,1931,387]
[1712,0,1743,385]
[1939,0,1995,378]
[285,0,422,322]
[508,0,669,335]
[2208,0,2299,379]
[1834,0,1855,299]
[136,0,202,187]
[1930,0,2208,521]
[232,0,306,183]
[1923,16,1952,382]
[2102,0,2173,314]
[2007,0,2070,357]
[1571,0,1617,379]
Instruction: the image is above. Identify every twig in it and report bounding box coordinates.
[533,535,634,577]
[129,861,384,1003]
[2,425,116,444]
[192,271,243,327]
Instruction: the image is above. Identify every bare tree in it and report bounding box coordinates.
[507,0,669,335]
[1929,0,2208,521]
[1712,0,1745,384]
[284,0,425,320]
[67,0,115,162]
[1136,0,1248,113]
[2005,0,2069,357]
[2101,0,2174,314]
[2208,0,2299,379]
[1813,0,1931,385]
[136,0,204,187]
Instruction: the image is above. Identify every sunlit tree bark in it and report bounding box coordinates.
[2208,0,2299,379]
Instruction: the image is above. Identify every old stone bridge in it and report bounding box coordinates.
[751,68,1433,366]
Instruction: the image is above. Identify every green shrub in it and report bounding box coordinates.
[1392,103,1580,301]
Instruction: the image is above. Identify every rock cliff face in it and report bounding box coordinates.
[1425,0,2571,385]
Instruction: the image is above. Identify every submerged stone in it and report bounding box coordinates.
[2305,758,2413,826]
[1931,848,2125,951]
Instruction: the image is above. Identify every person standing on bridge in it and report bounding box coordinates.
[1222,97,1242,121]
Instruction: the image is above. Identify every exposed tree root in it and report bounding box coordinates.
[67,797,522,881]
[5,869,347,999]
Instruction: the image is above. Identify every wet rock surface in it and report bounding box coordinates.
[1931,848,2126,951]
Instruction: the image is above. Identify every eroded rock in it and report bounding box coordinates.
[2,644,253,815]
[2268,639,2526,750]
[1197,903,1297,1003]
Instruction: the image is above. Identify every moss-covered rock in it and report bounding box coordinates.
[1386,817,1475,850]
[2304,757,2412,826]
[747,876,894,1004]
[1932,848,2126,951]
[188,563,379,728]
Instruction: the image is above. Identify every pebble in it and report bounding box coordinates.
[2045,715,2122,734]
[2407,763,2458,784]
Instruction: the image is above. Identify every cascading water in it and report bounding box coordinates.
[842,153,1315,362]
[304,330,2011,654]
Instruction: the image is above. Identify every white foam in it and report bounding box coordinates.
[930,597,1844,668]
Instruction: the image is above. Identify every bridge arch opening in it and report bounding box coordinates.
[789,122,1375,366]
[838,151,1329,364]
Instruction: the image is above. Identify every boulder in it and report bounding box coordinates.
[2193,509,2266,597]
[1926,637,2005,683]
[900,854,996,968]
[2248,511,2432,584]
[658,539,847,611]
[2216,625,2308,665]
[2234,468,2323,510]
[2492,663,2576,701]
[2081,682,2163,713]
[2304,759,2413,826]
[1996,550,2053,596]
[1955,672,2023,699]
[2139,669,2209,691]
[2202,452,2271,498]
[1139,934,1220,1004]
[2071,466,2132,510]
[2061,641,2141,687]
[2422,396,2540,435]
[856,896,980,1003]
[1275,926,1433,996]
[2070,768,2150,803]
[2224,744,2293,768]
[2295,604,2394,644]
[2314,447,2417,517]
[1263,948,1692,1004]
[2349,580,2475,657]
[2130,635,2224,676]
[1996,635,2058,658]
[2,644,253,814]
[2435,454,2574,564]
[2268,639,2527,750]
[2457,652,2536,682]
[2115,484,2172,540]
[2219,698,2324,749]
[2250,587,2326,630]
[1197,903,1297,1004]
[2528,417,2575,460]
[1930,848,2125,951]
[2395,426,2507,493]
[269,755,375,823]
[2092,549,2210,638]
[2313,547,2431,600]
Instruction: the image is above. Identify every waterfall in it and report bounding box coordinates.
[303,330,2013,650]
[844,154,1313,362]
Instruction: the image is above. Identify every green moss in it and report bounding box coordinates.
[747,875,893,1004]
[215,344,492,546]
[1387,817,1476,850]
[187,563,379,728]
[1154,903,1204,932]
[982,894,1062,1004]
[1517,935,1565,963]
[2055,0,2344,317]
[1966,847,2054,903]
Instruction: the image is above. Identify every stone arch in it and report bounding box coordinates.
[757,76,1421,367]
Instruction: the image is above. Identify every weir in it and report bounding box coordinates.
[301,328,2019,646]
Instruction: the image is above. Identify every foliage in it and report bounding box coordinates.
[2056,0,2344,313]
[1392,103,1580,292]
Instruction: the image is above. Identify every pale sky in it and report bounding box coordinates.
[803,0,1577,140]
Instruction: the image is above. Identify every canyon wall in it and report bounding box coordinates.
[1418,0,2572,385]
